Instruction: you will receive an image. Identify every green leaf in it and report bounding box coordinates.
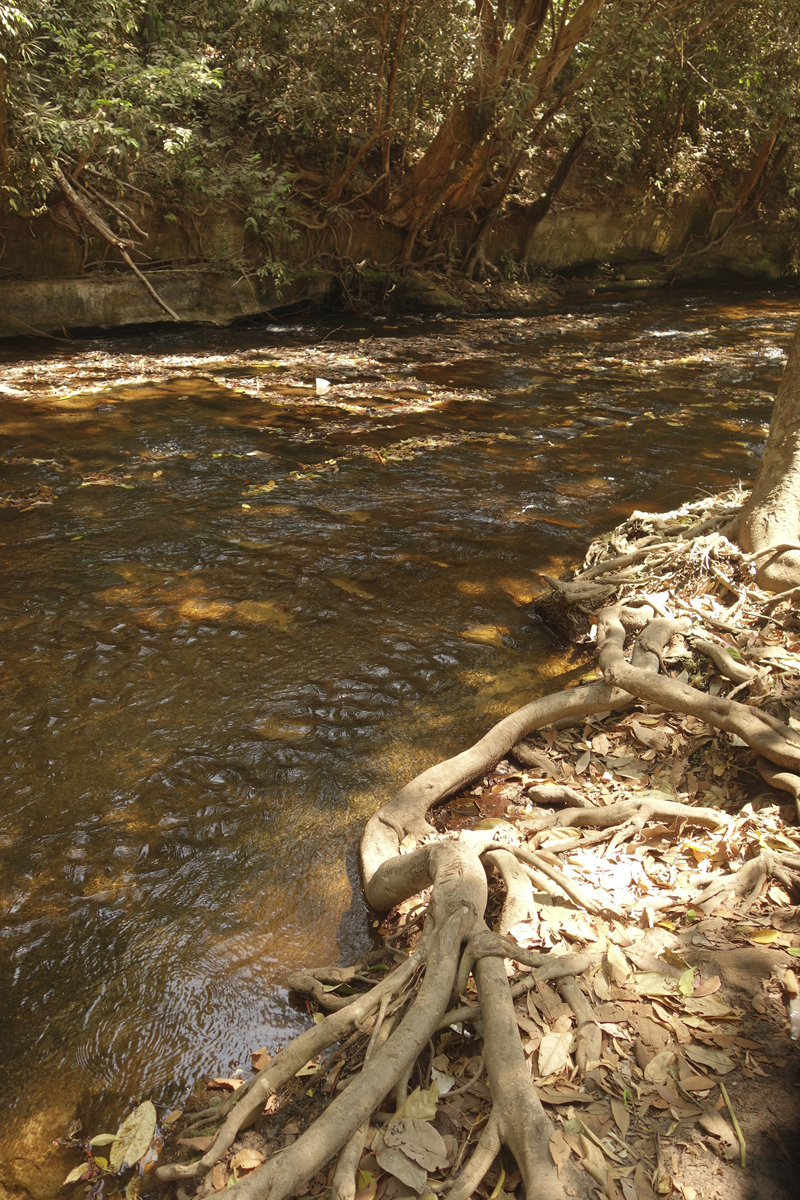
[89,1135,119,1147]
[786,947,800,958]
[678,967,696,997]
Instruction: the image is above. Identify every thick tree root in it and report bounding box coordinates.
[158,581,800,1200]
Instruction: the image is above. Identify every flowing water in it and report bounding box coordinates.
[0,288,795,1159]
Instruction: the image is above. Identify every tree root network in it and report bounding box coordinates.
[154,488,800,1200]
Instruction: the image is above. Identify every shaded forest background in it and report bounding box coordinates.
[1,0,800,289]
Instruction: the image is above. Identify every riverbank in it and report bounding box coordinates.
[54,488,800,1200]
[2,192,796,338]
[1,291,796,1200]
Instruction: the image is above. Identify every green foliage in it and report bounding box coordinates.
[0,0,798,263]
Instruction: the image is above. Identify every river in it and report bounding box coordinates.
[0,287,794,1169]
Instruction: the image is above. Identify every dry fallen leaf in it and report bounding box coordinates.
[109,1101,157,1173]
[578,1134,608,1189]
[383,1118,449,1171]
[698,1105,738,1156]
[177,1136,215,1152]
[538,1031,573,1077]
[634,1162,659,1200]
[607,943,631,985]
[683,1044,735,1074]
[644,1050,678,1085]
[230,1148,266,1174]
[610,1096,630,1138]
[252,1047,272,1072]
[548,1129,571,1176]
[395,1082,439,1121]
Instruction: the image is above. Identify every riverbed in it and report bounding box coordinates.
[0,287,794,1165]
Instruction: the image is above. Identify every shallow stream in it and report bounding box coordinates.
[0,288,796,1152]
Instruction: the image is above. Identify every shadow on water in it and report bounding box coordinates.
[0,287,796,1156]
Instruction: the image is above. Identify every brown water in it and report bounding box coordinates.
[0,288,795,1149]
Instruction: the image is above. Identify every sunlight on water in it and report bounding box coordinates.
[0,287,795,1155]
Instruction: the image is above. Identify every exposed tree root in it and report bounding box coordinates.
[158,489,800,1200]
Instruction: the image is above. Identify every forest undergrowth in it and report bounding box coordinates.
[61,490,800,1200]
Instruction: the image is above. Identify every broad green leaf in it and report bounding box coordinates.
[678,967,695,997]
[89,1135,119,1147]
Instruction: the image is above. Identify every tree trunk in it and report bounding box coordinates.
[0,61,9,172]
[729,317,800,591]
[386,0,604,251]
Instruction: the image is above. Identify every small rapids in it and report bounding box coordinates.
[0,287,794,1146]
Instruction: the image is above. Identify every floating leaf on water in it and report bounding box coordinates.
[328,577,375,600]
[461,624,507,649]
[89,1134,119,1147]
[162,1109,183,1125]
[244,480,278,495]
[207,1078,244,1091]
[109,1100,157,1172]
[251,719,309,740]
[233,600,293,629]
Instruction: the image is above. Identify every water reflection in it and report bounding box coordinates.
[0,288,795,1154]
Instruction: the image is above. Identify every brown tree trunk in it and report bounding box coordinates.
[0,61,9,172]
[729,318,800,591]
[386,0,604,253]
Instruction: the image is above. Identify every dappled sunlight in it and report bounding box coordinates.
[0,289,795,1161]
